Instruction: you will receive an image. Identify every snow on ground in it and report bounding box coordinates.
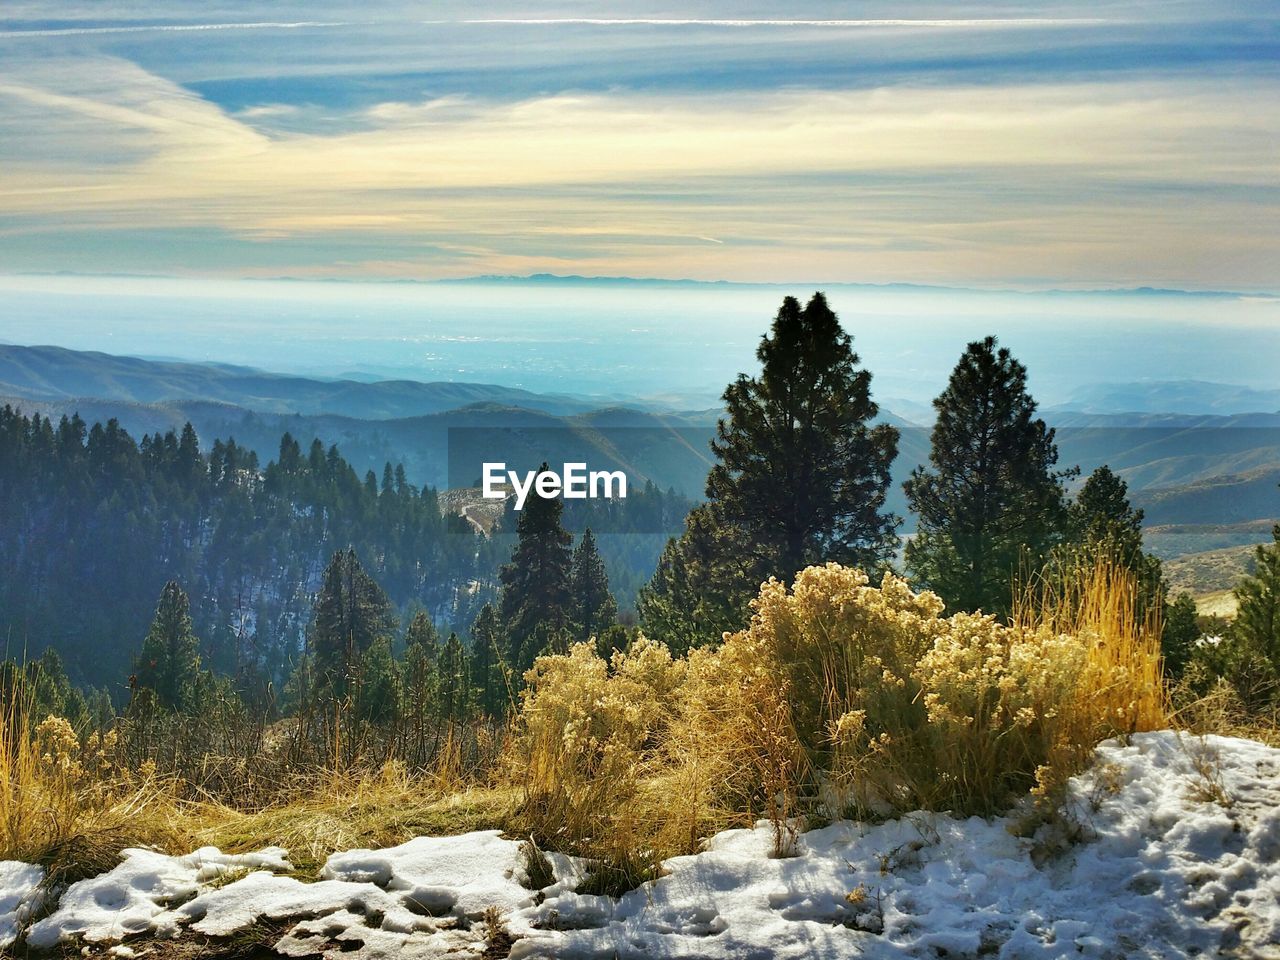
[0,860,44,948]
[11,731,1280,958]
[24,845,291,948]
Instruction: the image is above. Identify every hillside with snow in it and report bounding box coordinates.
[3,731,1277,959]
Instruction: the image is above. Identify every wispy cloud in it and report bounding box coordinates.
[0,22,353,39]
[0,2,1275,287]
[452,18,1112,27]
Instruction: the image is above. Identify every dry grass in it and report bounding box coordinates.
[199,772,518,876]
[1015,556,1170,803]
[0,688,195,884]
[2,680,517,885]
[1172,679,1280,747]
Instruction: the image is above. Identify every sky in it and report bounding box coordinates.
[0,2,1278,289]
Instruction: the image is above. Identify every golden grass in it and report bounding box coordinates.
[1017,555,1169,736]
[2,679,517,884]
[0,683,199,883]
[199,779,519,876]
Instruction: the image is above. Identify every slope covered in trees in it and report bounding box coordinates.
[0,406,487,690]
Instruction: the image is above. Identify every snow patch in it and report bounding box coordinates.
[24,845,291,948]
[0,860,44,948]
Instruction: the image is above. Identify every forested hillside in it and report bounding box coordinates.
[0,406,687,694]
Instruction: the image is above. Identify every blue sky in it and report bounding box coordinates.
[1,2,1277,288]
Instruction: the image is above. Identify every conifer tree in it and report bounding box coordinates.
[1063,464,1166,626]
[437,631,470,725]
[904,336,1070,617]
[1162,592,1200,676]
[311,548,396,692]
[640,292,898,648]
[469,603,508,717]
[355,636,401,724]
[1070,465,1145,561]
[135,580,202,711]
[498,467,573,670]
[568,528,618,645]
[401,611,440,762]
[1234,523,1280,667]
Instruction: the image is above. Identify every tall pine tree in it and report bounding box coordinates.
[469,603,508,717]
[311,548,397,693]
[568,528,618,645]
[640,292,898,649]
[904,336,1070,617]
[499,467,574,670]
[134,581,202,711]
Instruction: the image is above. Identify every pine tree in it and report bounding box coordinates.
[568,528,618,645]
[401,611,440,764]
[1070,465,1145,560]
[135,581,202,711]
[1064,464,1166,626]
[311,548,397,693]
[904,336,1071,617]
[640,292,898,648]
[355,636,401,725]
[498,467,573,670]
[469,603,508,717]
[1234,524,1280,667]
[638,505,745,655]
[437,632,470,725]
[1162,592,1200,676]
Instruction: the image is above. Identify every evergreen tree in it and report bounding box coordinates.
[498,467,573,670]
[469,603,508,717]
[401,611,440,763]
[1162,592,1201,676]
[638,505,745,655]
[640,293,898,648]
[437,632,470,725]
[568,528,618,644]
[135,581,202,711]
[1234,524,1280,667]
[1061,464,1166,623]
[904,337,1070,617]
[311,548,397,692]
[355,636,401,725]
[1070,465,1145,560]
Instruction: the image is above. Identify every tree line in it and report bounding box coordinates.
[5,291,1279,738]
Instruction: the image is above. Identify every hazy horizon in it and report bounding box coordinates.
[4,273,1278,409]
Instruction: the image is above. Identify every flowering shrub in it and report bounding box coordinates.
[511,560,1166,869]
[515,638,685,861]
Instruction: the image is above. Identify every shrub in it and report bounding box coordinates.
[510,557,1169,873]
[513,638,685,868]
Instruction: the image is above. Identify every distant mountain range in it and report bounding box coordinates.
[0,344,614,419]
[1052,381,1280,416]
[1,344,1277,584]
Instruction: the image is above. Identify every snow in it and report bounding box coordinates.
[23,845,291,948]
[0,860,44,948]
[10,731,1280,958]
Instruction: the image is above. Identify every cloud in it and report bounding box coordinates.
[451,18,1112,27]
[0,22,352,39]
[0,4,1276,289]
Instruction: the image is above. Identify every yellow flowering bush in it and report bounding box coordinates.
[510,559,1166,868]
[514,638,685,860]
